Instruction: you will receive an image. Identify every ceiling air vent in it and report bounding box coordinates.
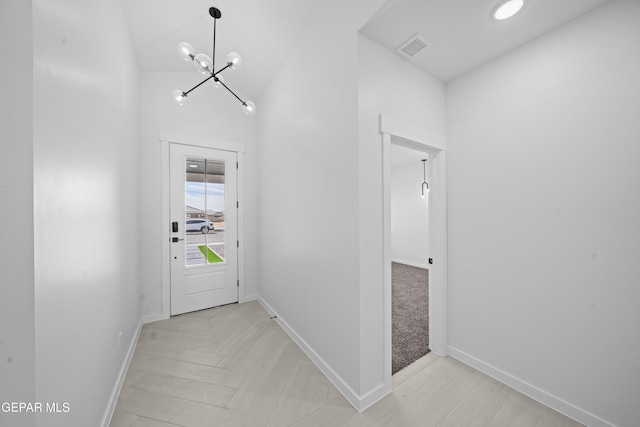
[397,33,430,59]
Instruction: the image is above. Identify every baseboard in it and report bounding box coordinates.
[257,296,377,412]
[359,382,390,412]
[101,318,143,427]
[391,258,430,270]
[239,293,258,303]
[142,313,167,324]
[447,346,613,427]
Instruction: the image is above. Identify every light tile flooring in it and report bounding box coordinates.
[111,301,583,427]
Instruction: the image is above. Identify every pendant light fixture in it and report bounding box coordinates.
[172,7,256,115]
[421,159,429,198]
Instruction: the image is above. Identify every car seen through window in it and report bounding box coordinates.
[185,219,214,233]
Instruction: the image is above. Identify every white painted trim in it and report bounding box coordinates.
[101,319,143,427]
[161,140,171,319]
[380,115,447,151]
[237,151,245,305]
[381,114,449,398]
[159,130,246,153]
[257,296,377,412]
[391,258,430,270]
[427,149,448,356]
[159,131,246,319]
[381,133,393,392]
[448,346,614,427]
[142,313,167,324]
[359,382,390,412]
[239,293,258,303]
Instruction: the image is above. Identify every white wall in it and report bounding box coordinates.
[32,0,141,425]
[391,162,429,267]
[445,1,640,426]
[139,72,259,319]
[258,1,381,400]
[358,34,445,397]
[0,2,35,426]
[256,0,388,404]
[258,21,444,406]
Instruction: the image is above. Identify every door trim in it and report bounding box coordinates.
[160,131,246,320]
[380,114,448,389]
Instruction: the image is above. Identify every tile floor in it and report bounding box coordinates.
[110,301,583,427]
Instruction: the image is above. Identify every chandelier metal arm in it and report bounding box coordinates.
[218,79,247,105]
[183,61,237,100]
[183,74,215,97]
[213,63,232,76]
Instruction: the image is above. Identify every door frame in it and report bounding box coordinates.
[160,130,246,319]
[381,114,448,387]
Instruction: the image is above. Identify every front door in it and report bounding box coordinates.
[169,143,238,315]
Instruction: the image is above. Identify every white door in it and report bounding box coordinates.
[169,143,238,315]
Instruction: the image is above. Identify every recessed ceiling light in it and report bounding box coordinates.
[189,164,198,168]
[493,0,524,20]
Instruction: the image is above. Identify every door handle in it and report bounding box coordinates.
[172,237,185,243]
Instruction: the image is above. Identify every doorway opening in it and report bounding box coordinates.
[389,145,431,374]
[169,143,238,315]
[160,131,246,321]
[381,115,448,388]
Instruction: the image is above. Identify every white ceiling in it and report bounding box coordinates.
[121,0,322,101]
[122,0,613,102]
[360,0,612,82]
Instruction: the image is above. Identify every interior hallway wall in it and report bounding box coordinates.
[32,0,141,425]
[256,0,387,403]
[138,72,259,320]
[258,20,445,405]
[445,1,640,425]
[0,2,35,426]
[391,160,430,268]
[358,33,445,396]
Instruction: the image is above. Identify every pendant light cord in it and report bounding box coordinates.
[423,160,426,182]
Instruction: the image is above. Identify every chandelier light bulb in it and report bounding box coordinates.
[242,101,256,115]
[177,42,195,61]
[211,75,224,89]
[171,89,187,105]
[194,53,213,75]
[421,184,429,198]
[227,52,242,69]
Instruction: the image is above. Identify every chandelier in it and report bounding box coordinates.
[171,7,256,115]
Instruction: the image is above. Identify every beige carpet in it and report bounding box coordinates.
[392,262,429,374]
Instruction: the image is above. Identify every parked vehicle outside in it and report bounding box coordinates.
[186,219,214,233]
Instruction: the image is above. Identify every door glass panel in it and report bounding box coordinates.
[184,157,225,267]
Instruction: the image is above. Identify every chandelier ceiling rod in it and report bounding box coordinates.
[172,7,256,115]
[212,6,218,73]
